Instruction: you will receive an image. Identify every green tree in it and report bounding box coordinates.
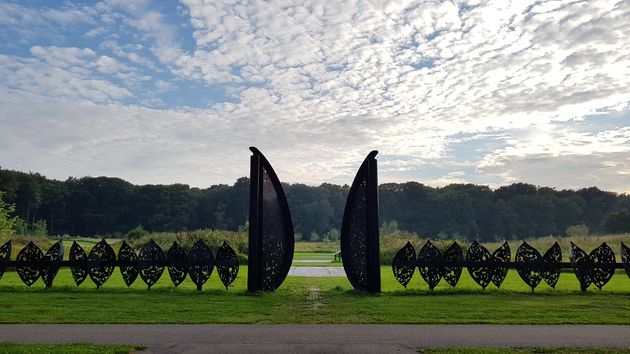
[0,192,17,238]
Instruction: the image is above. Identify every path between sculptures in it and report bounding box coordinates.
[288,266,346,277]
[1,324,629,353]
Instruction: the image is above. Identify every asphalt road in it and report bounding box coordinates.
[1,324,629,353]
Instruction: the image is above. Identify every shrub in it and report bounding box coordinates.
[566,224,589,237]
[125,225,149,239]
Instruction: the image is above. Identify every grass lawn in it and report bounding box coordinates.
[0,264,629,324]
[0,343,144,354]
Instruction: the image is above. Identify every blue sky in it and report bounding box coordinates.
[0,0,629,192]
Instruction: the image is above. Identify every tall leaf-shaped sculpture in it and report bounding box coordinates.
[515,241,542,291]
[341,151,380,293]
[16,241,43,286]
[491,242,510,288]
[187,239,215,291]
[443,242,464,287]
[138,240,165,289]
[570,242,615,291]
[118,241,138,287]
[166,242,187,287]
[542,242,562,288]
[392,241,416,288]
[622,242,630,279]
[418,240,443,290]
[87,239,116,289]
[216,241,239,290]
[69,241,88,286]
[41,241,64,289]
[0,240,11,281]
[466,241,510,289]
[248,147,294,292]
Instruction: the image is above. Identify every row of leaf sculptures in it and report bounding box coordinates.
[0,239,239,291]
[392,240,630,291]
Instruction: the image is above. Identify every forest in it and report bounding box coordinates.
[0,167,629,241]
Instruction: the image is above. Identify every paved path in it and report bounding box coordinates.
[1,324,629,353]
[289,266,346,277]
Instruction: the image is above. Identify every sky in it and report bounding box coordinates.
[0,0,628,192]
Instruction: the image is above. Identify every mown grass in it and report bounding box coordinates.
[0,264,629,324]
[0,343,145,354]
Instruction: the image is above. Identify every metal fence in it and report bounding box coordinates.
[392,240,630,291]
[0,239,239,291]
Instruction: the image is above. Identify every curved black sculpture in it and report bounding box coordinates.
[392,241,416,288]
[542,242,562,288]
[87,239,116,289]
[216,241,239,290]
[16,241,43,286]
[248,147,294,292]
[0,240,11,280]
[70,241,88,286]
[341,151,380,293]
[187,239,215,291]
[138,239,165,289]
[443,241,464,287]
[622,242,630,279]
[118,241,138,287]
[570,242,615,291]
[467,241,510,289]
[166,242,187,287]
[418,240,443,290]
[41,241,64,288]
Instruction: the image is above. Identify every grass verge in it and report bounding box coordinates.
[0,343,145,354]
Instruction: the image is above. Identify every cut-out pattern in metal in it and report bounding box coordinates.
[16,241,43,286]
[570,242,615,291]
[542,242,562,288]
[248,147,294,292]
[41,241,64,289]
[392,241,416,288]
[0,240,11,280]
[87,239,116,289]
[118,241,138,287]
[187,239,215,291]
[70,241,88,286]
[138,239,165,289]
[443,242,464,287]
[216,241,239,290]
[491,242,510,288]
[466,241,493,289]
[418,240,443,290]
[340,150,380,293]
[622,242,630,279]
[515,241,542,291]
[166,242,187,287]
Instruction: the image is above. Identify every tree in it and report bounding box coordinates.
[0,192,16,238]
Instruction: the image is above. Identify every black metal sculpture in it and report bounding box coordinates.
[570,242,615,291]
[541,242,562,288]
[392,241,416,288]
[341,151,380,293]
[166,242,187,287]
[418,240,443,290]
[443,242,464,287]
[87,239,116,289]
[16,241,43,286]
[515,241,562,291]
[70,241,88,286]
[622,242,630,279]
[248,147,294,292]
[0,240,11,281]
[466,241,510,289]
[118,241,138,287]
[187,239,215,291]
[138,239,165,289]
[41,241,64,288]
[216,241,239,289]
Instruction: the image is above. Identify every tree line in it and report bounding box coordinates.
[0,167,629,241]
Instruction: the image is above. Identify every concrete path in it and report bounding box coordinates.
[1,324,629,353]
[288,266,346,277]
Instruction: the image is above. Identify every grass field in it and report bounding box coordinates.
[0,344,144,354]
[1,264,629,324]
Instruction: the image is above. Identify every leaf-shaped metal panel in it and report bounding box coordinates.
[166,242,187,287]
[418,240,443,290]
[491,242,510,288]
[248,147,295,292]
[187,239,215,291]
[466,241,492,289]
[216,241,239,290]
[569,242,591,291]
[87,239,116,289]
[542,242,562,288]
[16,241,43,286]
[515,242,542,291]
[0,240,11,280]
[41,241,64,288]
[392,241,416,288]
[138,239,165,289]
[70,241,88,286]
[443,242,463,287]
[118,241,138,287]
[622,242,630,279]
[589,242,615,290]
[340,150,380,293]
